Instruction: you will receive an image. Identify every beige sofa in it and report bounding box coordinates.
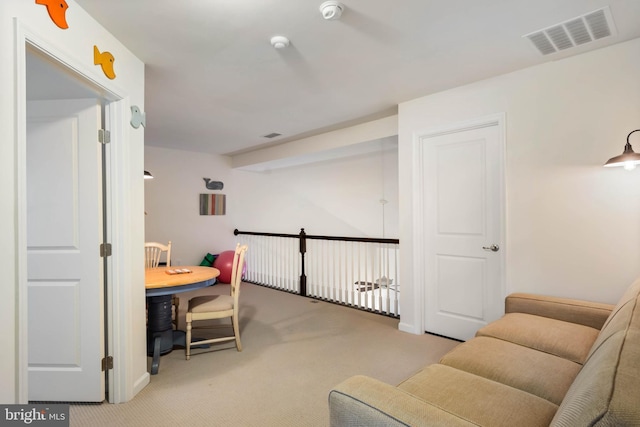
[329,278,640,426]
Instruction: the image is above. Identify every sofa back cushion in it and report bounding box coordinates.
[505,293,614,329]
[476,313,599,364]
[551,279,640,426]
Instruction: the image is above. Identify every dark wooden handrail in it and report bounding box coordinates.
[233,229,299,239]
[234,228,399,244]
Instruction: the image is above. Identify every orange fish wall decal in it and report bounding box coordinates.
[35,0,69,29]
[93,45,116,80]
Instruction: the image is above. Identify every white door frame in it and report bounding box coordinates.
[14,19,135,403]
[411,113,507,336]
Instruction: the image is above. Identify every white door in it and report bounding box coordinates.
[421,121,505,341]
[27,99,105,402]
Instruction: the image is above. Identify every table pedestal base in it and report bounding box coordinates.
[147,330,188,375]
[146,295,175,375]
[146,295,210,375]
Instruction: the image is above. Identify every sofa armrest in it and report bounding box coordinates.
[505,293,614,329]
[329,375,476,427]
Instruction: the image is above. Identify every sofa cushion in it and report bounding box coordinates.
[329,375,478,427]
[505,293,614,329]
[439,336,581,405]
[398,364,558,427]
[476,312,599,364]
[551,288,640,426]
[587,277,640,359]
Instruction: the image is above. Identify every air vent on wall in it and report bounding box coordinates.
[523,7,616,56]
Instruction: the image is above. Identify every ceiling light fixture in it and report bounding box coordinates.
[319,1,344,20]
[604,129,640,170]
[270,36,290,49]
[144,170,154,179]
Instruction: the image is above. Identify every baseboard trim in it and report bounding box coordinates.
[398,322,422,335]
[132,372,150,400]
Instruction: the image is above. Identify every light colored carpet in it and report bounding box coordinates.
[70,283,459,426]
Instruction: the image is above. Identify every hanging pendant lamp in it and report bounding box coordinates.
[604,129,640,170]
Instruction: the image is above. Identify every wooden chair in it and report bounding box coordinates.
[144,241,179,328]
[185,243,248,359]
[144,241,171,269]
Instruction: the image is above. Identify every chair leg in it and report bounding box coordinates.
[172,296,180,330]
[185,317,191,360]
[232,314,242,352]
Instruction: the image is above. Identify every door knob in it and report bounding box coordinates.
[482,244,500,252]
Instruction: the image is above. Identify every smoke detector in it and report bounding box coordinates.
[319,1,344,20]
[270,36,290,49]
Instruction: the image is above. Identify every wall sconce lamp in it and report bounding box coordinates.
[604,129,640,170]
[144,170,154,179]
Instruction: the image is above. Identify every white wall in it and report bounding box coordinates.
[1,0,147,403]
[398,37,640,334]
[234,141,399,238]
[144,142,399,264]
[144,147,238,264]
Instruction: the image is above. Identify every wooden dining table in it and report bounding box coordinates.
[145,266,220,375]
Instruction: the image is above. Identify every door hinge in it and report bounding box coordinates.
[100,243,112,257]
[98,129,111,144]
[102,356,114,371]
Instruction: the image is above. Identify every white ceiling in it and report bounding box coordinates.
[68,0,640,156]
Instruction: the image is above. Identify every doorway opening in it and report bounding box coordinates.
[24,43,115,403]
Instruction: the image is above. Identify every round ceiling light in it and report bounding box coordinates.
[270,36,290,49]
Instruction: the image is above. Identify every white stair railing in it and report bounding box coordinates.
[234,229,400,317]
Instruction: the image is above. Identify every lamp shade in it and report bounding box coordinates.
[144,170,154,179]
[604,130,640,170]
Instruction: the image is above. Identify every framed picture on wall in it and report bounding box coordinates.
[199,194,226,215]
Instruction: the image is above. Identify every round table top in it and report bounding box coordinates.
[145,266,220,290]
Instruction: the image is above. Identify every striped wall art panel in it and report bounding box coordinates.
[199,194,226,215]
